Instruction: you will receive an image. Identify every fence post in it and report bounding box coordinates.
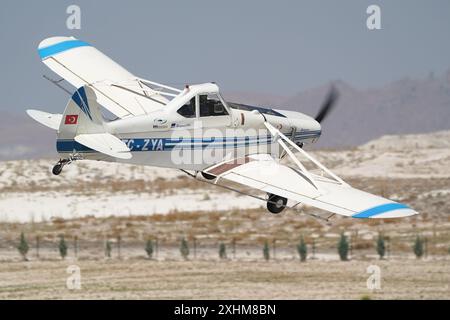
[36,235,40,259]
[117,235,121,259]
[272,239,276,260]
[387,237,390,259]
[74,235,78,259]
[232,238,236,260]
[312,239,316,259]
[193,237,197,259]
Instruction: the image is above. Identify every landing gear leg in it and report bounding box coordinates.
[52,155,81,176]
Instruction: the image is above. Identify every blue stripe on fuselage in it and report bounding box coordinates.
[56,133,321,153]
[57,140,92,152]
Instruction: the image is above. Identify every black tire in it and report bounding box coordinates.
[267,194,287,214]
[52,164,62,176]
[201,172,216,180]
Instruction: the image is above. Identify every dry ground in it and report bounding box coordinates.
[0,259,448,299]
[1,132,449,300]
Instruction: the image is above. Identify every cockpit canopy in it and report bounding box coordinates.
[177,93,229,118]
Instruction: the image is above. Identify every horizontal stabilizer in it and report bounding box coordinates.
[26,109,62,130]
[74,133,132,159]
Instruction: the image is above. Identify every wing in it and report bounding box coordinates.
[203,123,418,219]
[38,36,170,119]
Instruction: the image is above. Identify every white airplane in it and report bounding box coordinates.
[27,36,418,220]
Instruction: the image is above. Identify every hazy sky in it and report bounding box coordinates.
[1,0,450,114]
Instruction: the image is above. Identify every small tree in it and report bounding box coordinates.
[263,240,270,261]
[105,240,112,258]
[17,232,29,261]
[58,235,68,259]
[376,233,386,259]
[413,236,424,259]
[180,238,189,260]
[297,236,307,262]
[219,243,227,259]
[338,233,349,261]
[145,239,154,259]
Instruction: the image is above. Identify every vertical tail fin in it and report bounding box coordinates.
[58,86,105,140]
[56,85,132,159]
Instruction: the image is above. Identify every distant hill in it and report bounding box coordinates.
[0,112,55,160]
[281,70,450,148]
[2,70,450,160]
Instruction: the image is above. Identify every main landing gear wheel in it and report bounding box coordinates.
[267,194,287,214]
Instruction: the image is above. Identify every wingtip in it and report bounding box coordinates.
[38,37,90,60]
[38,36,77,50]
[352,203,418,219]
[370,209,419,219]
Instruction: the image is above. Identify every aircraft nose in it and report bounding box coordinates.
[309,118,321,132]
[305,119,322,139]
[291,112,321,134]
[282,111,322,141]
[275,109,322,137]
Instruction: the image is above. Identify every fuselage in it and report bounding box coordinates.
[56,103,321,171]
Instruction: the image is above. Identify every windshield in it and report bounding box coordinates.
[199,94,229,117]
[227,102,286,118]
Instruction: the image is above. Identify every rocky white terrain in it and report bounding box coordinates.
[315,130,450,179]
[0,130,449,222]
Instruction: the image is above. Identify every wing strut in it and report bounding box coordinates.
[198,121,418,219]
[264,121,349,188]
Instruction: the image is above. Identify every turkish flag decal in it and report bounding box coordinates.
[65,114,78,125]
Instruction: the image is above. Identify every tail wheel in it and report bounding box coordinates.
[267,194,287,214]
[52,164,63,175]
[52,158,71,176]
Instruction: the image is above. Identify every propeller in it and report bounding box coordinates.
[314,86,339,124]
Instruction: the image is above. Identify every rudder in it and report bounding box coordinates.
[58,86,105,141]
